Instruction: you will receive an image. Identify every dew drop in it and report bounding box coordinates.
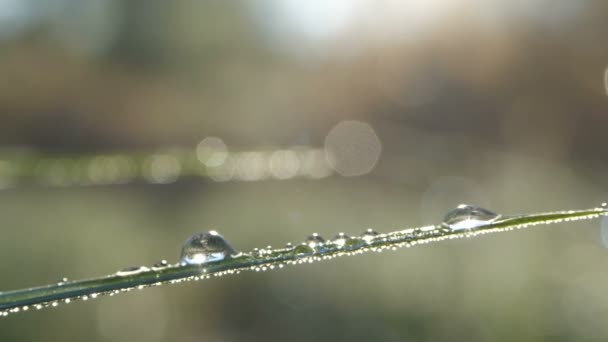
[293,244,314,256]
[362,229,379,243]
[345,236,365,249]
[116,266,150,276]
[230,252,253,262]
[442,204,500,230]
[333,233,350,247]
[180,230,235,265]
[152,260,169,269]
[305,233,325,247]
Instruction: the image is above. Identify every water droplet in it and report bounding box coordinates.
[305,233,325,247]
[285,242,293,248]
[602,202,607,208]
[293,244,314,256]
[152,260,169,268]
[180,230,235,265]
[116,266,150,276]
[362,229,378,243]
[230,252,253,262]
[333,233,350,247]
[442,204,500,230]
[345,236,365,248]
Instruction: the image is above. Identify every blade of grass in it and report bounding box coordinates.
[1,206,605,317]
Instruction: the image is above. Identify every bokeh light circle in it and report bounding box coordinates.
[324,120,382,177]
[197,137,228,167]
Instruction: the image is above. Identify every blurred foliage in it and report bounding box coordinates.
[1,1,608,341]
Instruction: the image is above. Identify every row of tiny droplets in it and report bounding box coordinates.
[2,205,607,317]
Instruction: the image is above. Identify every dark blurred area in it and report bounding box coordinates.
[2,1,608,341]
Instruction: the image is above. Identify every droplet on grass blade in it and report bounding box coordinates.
[305,233,325,248]
[442,204,500,230]
[180,230,235,265]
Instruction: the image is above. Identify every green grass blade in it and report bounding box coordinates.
[1,206,605,317]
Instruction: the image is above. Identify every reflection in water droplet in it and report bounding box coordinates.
[180,230,236,265]
[305,233,325,247]
[442,204,500,230]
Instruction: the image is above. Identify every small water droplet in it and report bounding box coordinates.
[346,237,365,249]
[293,244,314,256]
[152,260,169,269]
[333,233,350,247]
[442,204,500,230]
[230,252,253,262]
[180,230,235,265]
[285,242,293,248]
[362,228,379,243]
[305,233,325,247]
[602,202,607,208]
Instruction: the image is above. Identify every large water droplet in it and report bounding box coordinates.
[180,230,235,265]
[442,204,500,230]
[305,233,325,247]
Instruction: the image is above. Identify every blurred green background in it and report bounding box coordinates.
[1,1,608,341]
